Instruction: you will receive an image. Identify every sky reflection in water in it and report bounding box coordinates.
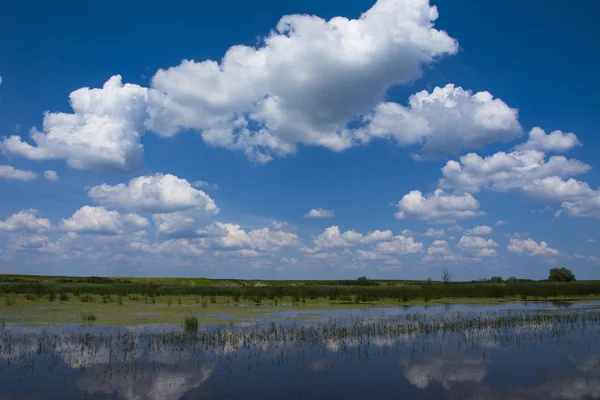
[1,302,600,400]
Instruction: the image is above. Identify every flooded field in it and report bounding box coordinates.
[2,301,600,399]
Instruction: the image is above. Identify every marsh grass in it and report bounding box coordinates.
[58,293,70,301]
[80,294,95,303]
[183,316,199,333]
[80,312,97,322]
[4,296,16,306]
[3,278,599,303]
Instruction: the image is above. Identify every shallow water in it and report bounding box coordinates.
[1,301,600,399]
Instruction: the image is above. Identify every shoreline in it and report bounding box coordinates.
[2,294,600,326]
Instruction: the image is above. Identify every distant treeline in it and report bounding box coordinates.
[1,280,600,302]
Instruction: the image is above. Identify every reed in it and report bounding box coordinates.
[183,316,199,334]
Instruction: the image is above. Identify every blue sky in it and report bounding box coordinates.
[0,0,599,280]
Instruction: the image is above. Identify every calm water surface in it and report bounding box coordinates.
[1,301,600,399]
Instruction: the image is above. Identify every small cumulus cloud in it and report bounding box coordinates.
[0,165,37,181]
[44,170,59,182]
[305,208,335,218]
[193,180,219,190]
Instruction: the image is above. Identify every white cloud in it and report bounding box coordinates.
[588,239,596,243]
[522,177,595,202]
[440,150,590,194]
[465,225,492,235]
[143,0,457,162]
[495,220,509,226]
[2,1,530,168]
[152,239,205,257]
[192,180,219,190]
[0,209,51,233]
[356,249,388,260]
[152,213,228,238]
[506,238,560,257]
[472,248,497,257]
[0,76,2,85]
[456,235,499,258]
[361,229,393,243]
[122,213,150,229]
[313,225,362,248]
[89,173,219,214]
[427,240,451,255]
[152,210,199,237]
[61,206,149,235]
[457,235,499,249]
[214,223,299,252]
[560,195,600,219]
[0,165,37,181]
[216,249,263,258]
[305,208,335,218]
[423,240,460,262]
[43,170,59,182]
[395,189,484,221]
[375,235,423,254]
[357,84,521,153]
[515,127,580,153]
[423,228,445,237]
[1,76,148,173]
[9,235,50,249]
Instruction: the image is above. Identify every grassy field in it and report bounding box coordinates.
[2,274,600,326]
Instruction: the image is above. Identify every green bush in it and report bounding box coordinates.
[548,268,576,282]
[357,276,377,286]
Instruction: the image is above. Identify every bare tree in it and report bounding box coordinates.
[441,268,452,285]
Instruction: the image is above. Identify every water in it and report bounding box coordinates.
[1,301,600,399]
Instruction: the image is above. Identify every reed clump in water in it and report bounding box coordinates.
[183,316,199,334]
[80,312,97,322]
